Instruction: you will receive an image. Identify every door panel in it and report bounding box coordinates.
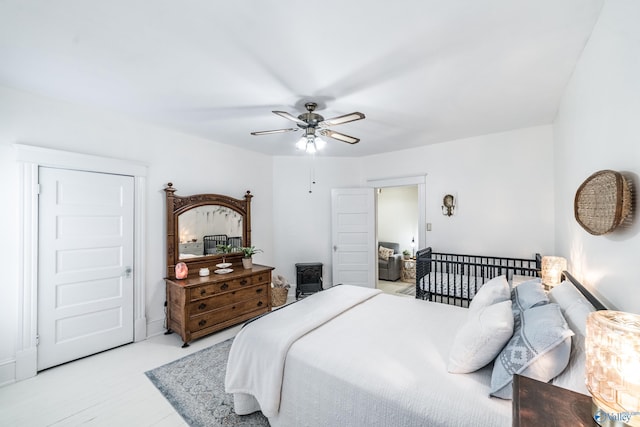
[38,168,134,371]
[331,188,375,288]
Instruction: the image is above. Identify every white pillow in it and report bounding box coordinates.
[448,300,514,374]
[490,303,573,399]
[549,280,596,335]
[548,280,596,394]
[468,275,510,315]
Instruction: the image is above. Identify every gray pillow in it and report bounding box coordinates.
[490,303,574,399]
[511,278,548,314]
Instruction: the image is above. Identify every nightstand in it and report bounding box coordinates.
[512,374,595,427]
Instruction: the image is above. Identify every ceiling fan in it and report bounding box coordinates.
[250,102,365,153]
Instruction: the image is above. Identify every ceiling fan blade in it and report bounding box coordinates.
[250,128,298,136]
[320,129,360,144]
[272,111,307,126]
[319,112,365,127]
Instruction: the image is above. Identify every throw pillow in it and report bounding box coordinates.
[378,246,394,261]
[511,278,548,313]
[548,280,596,394]
[448,300,514,374]
[490,303,574,399]
[468,275,510,315]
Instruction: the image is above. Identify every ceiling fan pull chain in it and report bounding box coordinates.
[309,154,316,193]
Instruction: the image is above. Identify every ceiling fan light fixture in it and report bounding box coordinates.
[306,140,317,154]
[296,136,307,151]
[314,136,326,150]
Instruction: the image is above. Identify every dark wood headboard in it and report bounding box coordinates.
[562,271,607,310]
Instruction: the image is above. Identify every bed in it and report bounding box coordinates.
[415,247,541,306]
[225,272,605,427]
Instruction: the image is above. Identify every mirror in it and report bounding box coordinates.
[177,206,244,259]
[165,183,252,278]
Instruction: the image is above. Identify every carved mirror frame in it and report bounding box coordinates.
[165,183,252,278]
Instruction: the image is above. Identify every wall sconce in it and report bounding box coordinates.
[585,311,640,426]
[540,256,567,289]
[442,194,455,216]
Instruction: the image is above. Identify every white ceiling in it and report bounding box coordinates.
[0,0,603,157]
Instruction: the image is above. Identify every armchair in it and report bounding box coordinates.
[378,241,402,281]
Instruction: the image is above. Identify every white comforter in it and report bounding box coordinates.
[226,285,511,427]
[225,285,381,417]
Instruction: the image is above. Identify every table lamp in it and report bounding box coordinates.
[585,310,640,426]
[541,256,567,289]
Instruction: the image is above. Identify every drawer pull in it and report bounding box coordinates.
[198,319,206,327]
[257,301,263,307]
[256,288,263,294]
[240,279,248,285]
[200,289,207,296]
[198,303,206,310]
[221,283,229,290]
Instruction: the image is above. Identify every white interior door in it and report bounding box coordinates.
[37,167,134,371]
[331,188,376,288]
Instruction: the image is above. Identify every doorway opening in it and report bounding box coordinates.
[367,175,426,297]
[376,186,418,297]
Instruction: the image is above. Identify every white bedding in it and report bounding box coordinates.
[225,285,381,417]
[227,285,511,427]
[422,273,484,299]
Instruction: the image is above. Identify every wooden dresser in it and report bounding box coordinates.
[165,264,273,347]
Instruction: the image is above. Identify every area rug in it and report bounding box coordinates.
[397,283,416,296]
[145,338,269,427]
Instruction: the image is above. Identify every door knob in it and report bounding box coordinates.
[124,267,132,278]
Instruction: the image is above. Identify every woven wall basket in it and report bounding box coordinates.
[574,170,632,235]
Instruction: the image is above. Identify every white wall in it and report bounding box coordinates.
[377,186,419,254]
[269,126,554,293]
[0,86,274,384]
[553,0,640,313]
[271,156,363,287]
[364,126,556,259]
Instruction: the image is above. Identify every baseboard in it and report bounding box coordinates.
[0,358,16,387]
[135,317,147,342]
[15,346,37,382]
[146,317,166,338]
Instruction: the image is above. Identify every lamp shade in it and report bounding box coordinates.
[541,256,567,288]
[585,311,640,426]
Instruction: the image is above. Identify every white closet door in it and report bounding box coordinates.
[331,188,376,288]
[37,167,134,371]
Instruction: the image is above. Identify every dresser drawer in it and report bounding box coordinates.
[188,285,267,316]
[188,295,268,332]
[252,271,271,285]
[189,276,253,300]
